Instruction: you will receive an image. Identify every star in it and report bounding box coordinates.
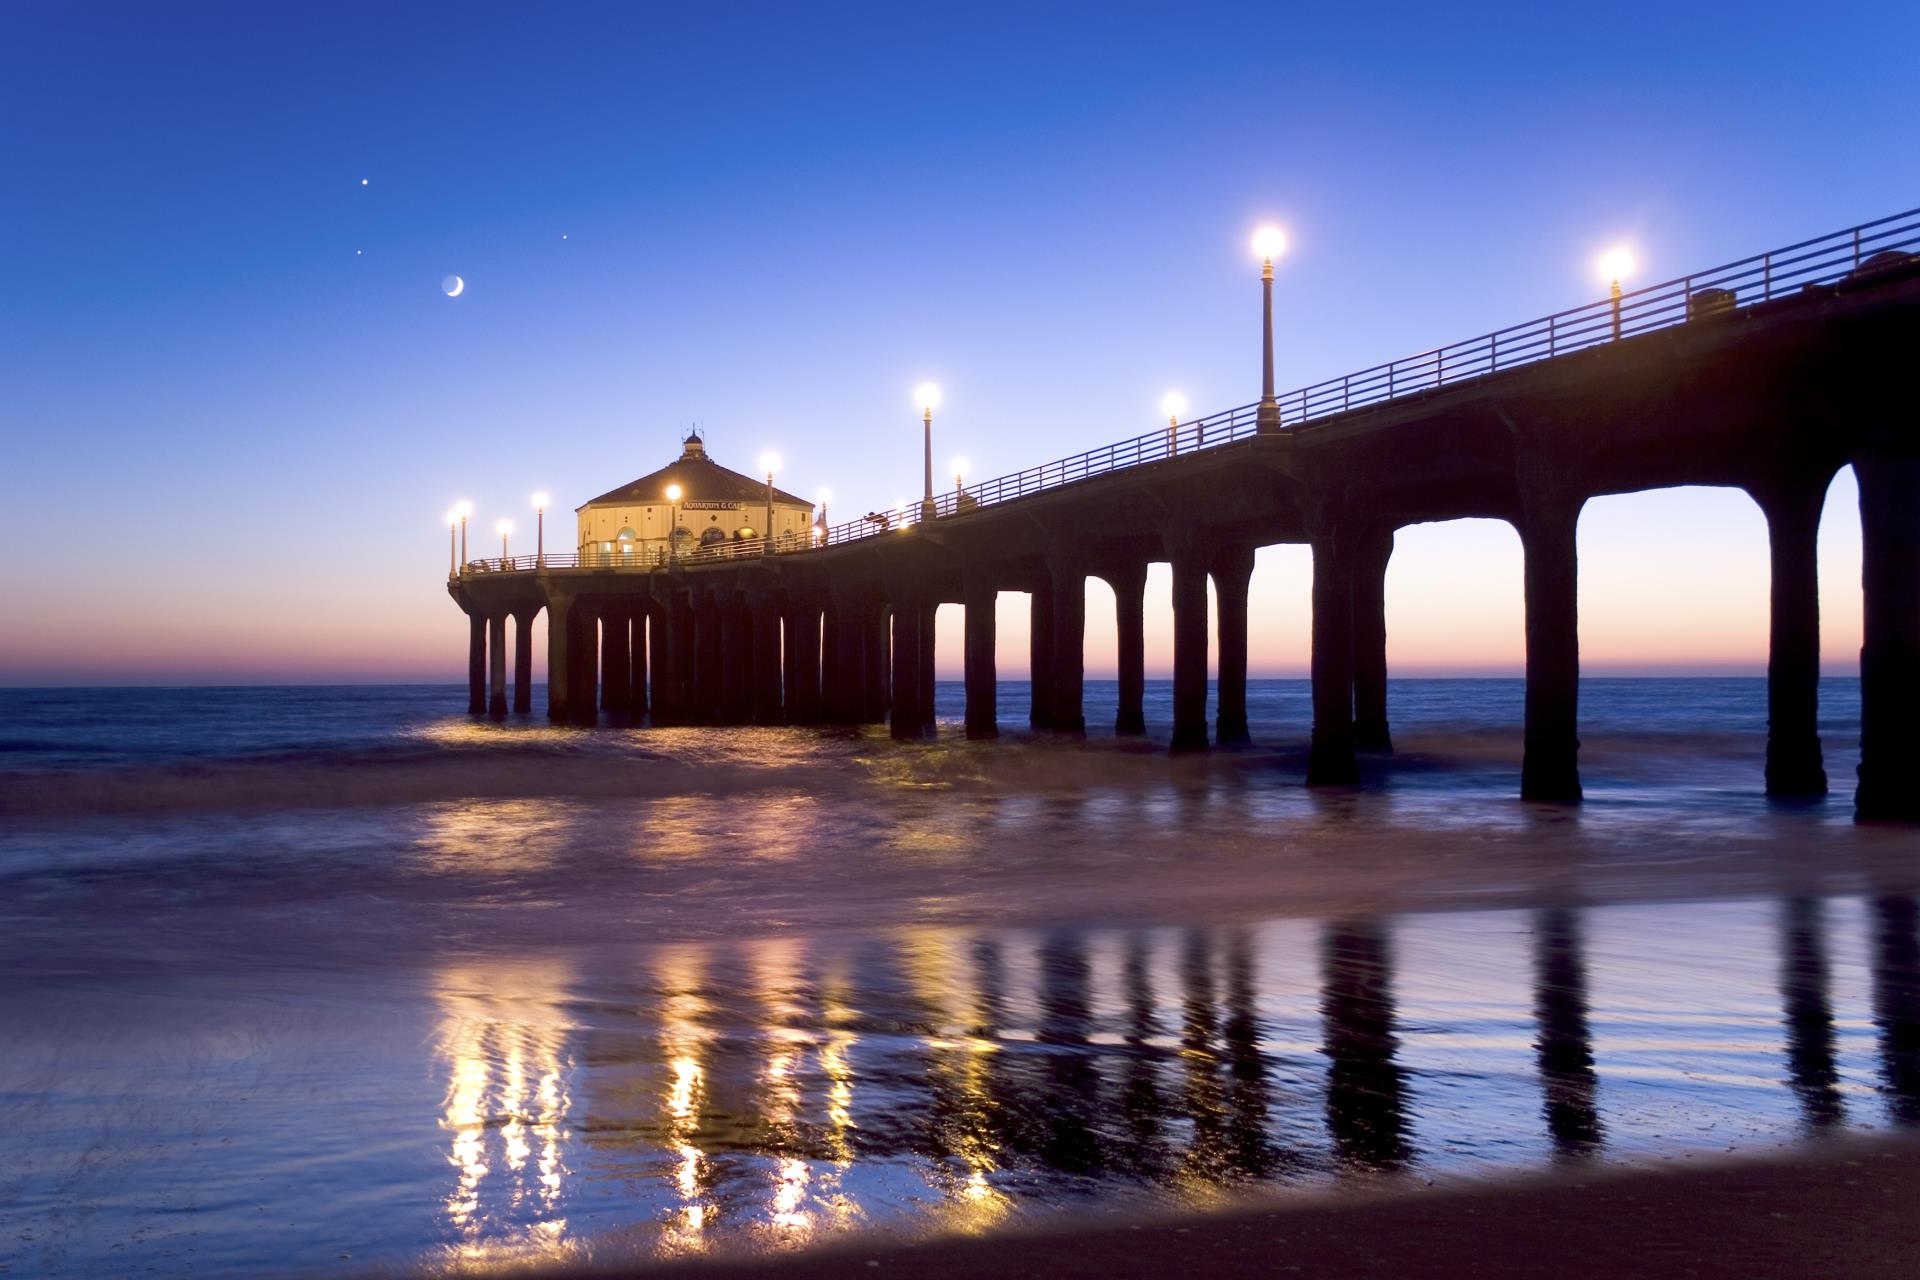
[360,178,368,186]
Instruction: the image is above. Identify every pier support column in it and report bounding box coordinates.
[629,609,649,719]
[919,601,938,731]
[963,579,999,739]
[1308,533,1358,785]
[820,603,846,722]
[656,589,691,726]
[512,611,535,715]
[467,612,486,715]
[1351,528,1395,754]
[601,604,630,713]
[751,592,783,724]
[1170,548,1211,753]
[694,591,723,724]
[890,594,925,739]
[567,601,597,726]
[1029,574,1056,730]
[785,598,821,724]
[863,605,891,723]
[826,595,868,724]
[721,591,753,724]
[1049,558,1087,735]
[1519,501,1584,802]
[1857,448,1920,821]
[1107,563,1148,735]
[544,590,572,724]
[488,613,509,719]
[1212,545,1255,748]
[1760,483,1828,797]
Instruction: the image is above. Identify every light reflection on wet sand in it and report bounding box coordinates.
[5,893,1920,1278]
[411,895,1920,1274]
[434,960,575,1267]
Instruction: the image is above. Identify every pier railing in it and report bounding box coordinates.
[454,205,1920,575]
[457,536,803,576]
[809,205,1920,547]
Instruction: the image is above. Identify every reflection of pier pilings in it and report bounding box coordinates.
[1780,897,1845,1131]
[1320,920,1410,1172]
[1177,928,1228,1182]
[1874,896,1920,1125]
[1117,931,1167,1168]
[1221,929,1277,1179]
[964,936,1030,1168]
[1035,931,1103,1175]
[1534,908,1602,1156]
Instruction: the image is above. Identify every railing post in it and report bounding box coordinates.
[1343,375,1350,410]
[1435,348,1443,387]
[1854,228,1862,268]
[1764,253,1771,301]
[1490,333,1497,372]
[1548,315,1556,357]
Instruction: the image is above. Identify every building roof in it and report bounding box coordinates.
[578,434,813,510]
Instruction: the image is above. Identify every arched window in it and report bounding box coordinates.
[616,526,638,542]
[699,527,727,547]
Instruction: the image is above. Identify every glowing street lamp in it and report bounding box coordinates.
[664,482,683,564]
[1598,246,1636,341]
[1251,225,1287,432]
[445,510,459,575]
[759,451,781,554]
[950,456,969,494]
[455,500,473,568]
[913,381,941,520]
[815,487,831,544]
[1161,390,1188,455]
[530,491,549,564]
[497,518,512,561]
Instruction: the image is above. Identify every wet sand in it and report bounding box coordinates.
[549,1135,1920,1279]
[8,683,1919,1277]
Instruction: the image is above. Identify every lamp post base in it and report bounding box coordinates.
[1256,401,1283,434]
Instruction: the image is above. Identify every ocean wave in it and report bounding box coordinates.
[0,737,120,754]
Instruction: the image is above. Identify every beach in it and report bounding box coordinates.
[3,678,1917,1278]
[560,1134,1920,1280]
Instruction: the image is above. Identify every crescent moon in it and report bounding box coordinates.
[442,274,464,297]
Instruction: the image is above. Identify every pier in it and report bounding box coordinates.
[449,208,1920,820]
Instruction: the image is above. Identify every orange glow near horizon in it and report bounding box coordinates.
[1,475,1867,686]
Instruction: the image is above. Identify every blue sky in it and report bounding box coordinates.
[3,2,1916,681]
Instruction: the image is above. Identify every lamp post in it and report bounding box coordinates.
[456,500,473,569]
[1160,391,1187,456]
[497,518,512,563]
[530,491,548,565]
[446,511,458,575]
[1598,246,1635,341]
[665,483,683,564]
[815,488,830,545]
[759,451,781,555]
[913,382,941,521]
[1252,226,1287,432]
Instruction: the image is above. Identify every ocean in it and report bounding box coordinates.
[2,678,1915,1278]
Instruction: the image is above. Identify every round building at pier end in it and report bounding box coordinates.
[575,432,817,562]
